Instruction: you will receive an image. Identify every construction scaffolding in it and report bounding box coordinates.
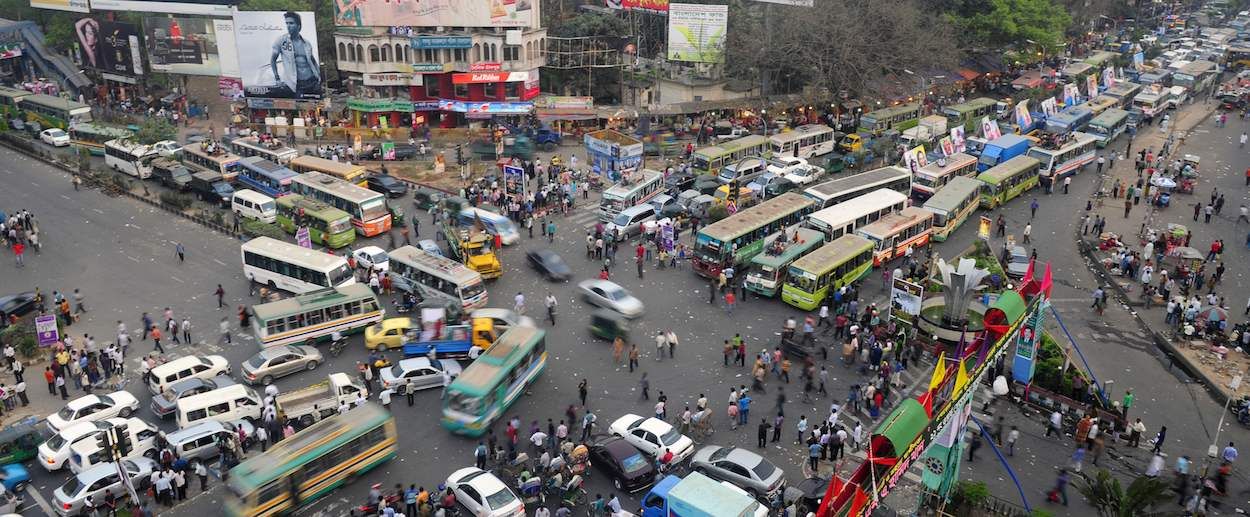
[544,36,626,69]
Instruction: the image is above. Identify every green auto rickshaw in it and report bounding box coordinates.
[0,418,48,466]
[590,309,629,341]
[413,187,448,211]
[389,201,407,228]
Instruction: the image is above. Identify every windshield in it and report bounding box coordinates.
[604,288,628,301]
[493,218,517,234]
[460,279,486,301]
[612,213,631,226]
[371,251,390,263]
[484,486,518,510]
[913,174,937,188]
[446,391,483,415]
[49,129,66,137]
[328,264,354,286]
[360,198,388,221]
[751,458,777,480]
[60,476,84,497]
[56,406,75,420]
[327,217,353,234]
[659,427,683,446]
[621,453,649,474]
[260,200,275,212]
[388,364,406,378]
[692,155,711,170]
[45,434,68,451]
[246,354,267,369]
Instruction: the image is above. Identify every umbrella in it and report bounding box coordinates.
[1152,177,1177,188]
[1198,306,1228,323]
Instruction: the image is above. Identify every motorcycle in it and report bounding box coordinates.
[329,337,347,358]
[1231,395,1250,426]
[351,491,401,516]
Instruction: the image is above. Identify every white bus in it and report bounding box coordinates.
[599,169,665,222]
[104,139,161,179]
[388,245,488,313]
[290,171,392,237]
[803,166,913,209]
[240,236,356,294]
[1026,132,1098,186]
[1131,88,1177,118]
[769,124,836,159]
[229,136,299,165]
[910,153,978,201]
[804,189,907,241]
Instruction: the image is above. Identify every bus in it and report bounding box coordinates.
[1084,96,1119,117]
[769,124,836,159]
[911,152,978,201]
[780,234,874,310]
[69,123,132,156]
[976,155,1041,208]
[1174,60,1218,91]
[275,194,357,249]
[1026,132,1097,186]
[922,176,981,241]
[1103,82,1143,109]
[1083,50,1118,72]
[1044,105,1094,135]
[690,135,771,176]
[182,143,244,182]
[743,228,825,298]
[388,245,488,313]
[1225,46,1250,70]
[941,97,998,131]
[236,156,299,198]
[1087,108,1130,147]
[249,283,383,348]
[20,94,91,129]
[291,171,392,236]
[1132,88,1177,118]
[805,188,908,241]
[1060,62,1096,83]
[224,403,396,517]
[803,166,912,209]
[104,139,161,179]
[855,206,934,266]
[859,103,922,135]
[442,326,547,436]
[599,168,664,222]
[0,86,30,120]
[229,136,299,164]
[288,155,369,188]
[240,236,355,294]
[692,192,817,278]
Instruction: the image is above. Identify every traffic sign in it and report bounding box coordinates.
[296,227,312,248]
[35,315,58,346]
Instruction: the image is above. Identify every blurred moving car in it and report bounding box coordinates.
[578,280,645,318]
[526,249,572,281]
[607,414,694,463]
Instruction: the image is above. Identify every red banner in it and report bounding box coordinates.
[623,0,668,13]
[452,71,530,84]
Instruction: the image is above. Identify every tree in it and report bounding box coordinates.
[134,118,177,145]
[1075,469,1174,517]
[949,0,1071,52]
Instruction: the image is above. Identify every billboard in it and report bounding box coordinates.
[667,3,727,63]
[76,18,145,76]
[335,0,536,28]
[623,0,668,13]
[145,16,223,76]
[88,0,236,16]
[233,11,322,99]
[30,0,88,13]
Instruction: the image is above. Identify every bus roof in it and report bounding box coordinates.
[241,236,348,272]
[1179,60,1217,74]
[749,228,825,269]
[182,144,242,162]
[1087,96,1118,110]
[276,193,351,220]
[768,124,834,145]
[856,206,933,238]
[1032,132,1097,153]
[389,245,482,286]
[602,169,663,198]
[239,156,298,179]
[289,155,367,174]
[976,155,1040,185]
[944,97,997,115]
[0,86,30,101]
[1083,50,1119,66]
[987,134,1030,148]
[695,134,770,158]
[22,93,90,114]
[790,234,873,275]
[808,189,907,230]
[1061,62,1095,76]
[70,123,132,138]
[805,166,911,200]
[698,192,814,242]
[229,402,391,488]
[917,153,976,176]
[863,102,920,120]
[293,170,384,203]
[921,176,981,213]
[1104,82,1142,97]
[451,326,544,394]
[1090,108,1129,127]
[250,283,375,321]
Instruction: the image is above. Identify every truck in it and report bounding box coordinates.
[976,134,1033,172]
[402,318,498,359]
[637,472,769,517]
[899,115,948,148]
[276,373,367,426]
[440,220,502,279]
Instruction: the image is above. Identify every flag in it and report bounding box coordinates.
[954,357,970,394]
[929,352,946,391]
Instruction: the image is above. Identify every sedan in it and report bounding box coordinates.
[47,392,140,432]
[1005,245,1031,279]
[694,176,722,195]
[379,357,463,390]
[150,376,236,418]
[445,467,525,517]
[469,308,536,331]
[607,414,695,463]
[746,172,782,194]
[578,279,645,318]
[665,171,695,194]
[53,458,156,516]
[40,128,69,147]
[0,291,38,323]
[37,420,117,472]
[763,177,797,198]
[690,445,786,500]
[353,246,390,272]
[0,463,29,493]
[367,174,409,198]
[526,249,572,281]
[240,345,323,386]
[591,437,656,492]
[364,317,416,351]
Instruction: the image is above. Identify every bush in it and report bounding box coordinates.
[109,174,130,191]
[707,204,729,222]
[0,324,39,359]
[160,192,194,210]
[211,211,226,226]
[952,480,990,507]
[241,219,285,240]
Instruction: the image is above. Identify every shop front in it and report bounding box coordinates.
[243,97,321,137]
[347,97,416,130]
[584,129,643,181]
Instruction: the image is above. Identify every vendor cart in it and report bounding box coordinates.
[1180,154,1200,178]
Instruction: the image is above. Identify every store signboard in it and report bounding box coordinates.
[438,100,532,114]
[89,0,235,16]
[452,71,529,84]
[470,62,502,71]
[410,36,473,49]
[667,3,727,63]
[30,0,88,13]
[363,72,417,86]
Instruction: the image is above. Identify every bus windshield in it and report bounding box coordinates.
[360,198,388,220]
[330,264,354,285]
[447,391,483,415]
[460,280,486,301]
[692,154,711,171]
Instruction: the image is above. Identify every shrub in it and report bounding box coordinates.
[707,204,728,222]
[0,324,39,359]
[159,192,194,210]
[241,219,285,240]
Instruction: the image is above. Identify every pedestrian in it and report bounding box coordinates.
[639,373,649,400]
[195,461,209,492]
[968,433,982,462]
[545,292,557,326]
[1030,198,1039,219]
[1049,469,1070,506]
[1152,426,1168,453]
[1063,175,1071,194]
[1125,198,1133,218]
[1022,223,1031,244]
[175,242,185,262]
[1006,426,1019,456]
[629,343,639,372]
[666,330,678,358]
[757,418,770,448]
[725,291,736,313]
[150,326,164,354]
[219,317,232,345]
[1204,203,1214,223]
[181,318,191,344]
[1046,410,1062,438]
[215,284,225,309]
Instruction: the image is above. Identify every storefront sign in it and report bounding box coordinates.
[247,97,298,110]
[101,73,137,84]
[413,100,441,111]
[348,98,417,113]
[0,44,22,60]
[623,0,669,13]
[452,71,530,84]
[364,73,417,86]
[412,63,452,73]
[35,314,59,346]
[411,36,473,49]
[438,100,533,114]
[533,96,593,110]
[524,70,541,99]
[470,62,502,72]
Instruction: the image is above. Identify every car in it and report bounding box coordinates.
[417,239,442,257]
[37,421,119,472]
[648,194,680,217]
[39,128,69,147]
[379,357,463,390]
[764,177,797,198]
[469,308,536,331]
[590,436,656,492]
[47,392,140,432]
[1004,245,1032,278]
[665,171,696,194]
[0,291,38,324]
[151,158,193,191]
[768,156,821,186]
[149,140,181,158]
[240,345,323,386]
[746,172,782,194]
[690,445,786,500]
[0,463,29,493]
[444,467,525,517]
[607,414,695,463]
[367,174,410,198]
[150,375,236,418]
[577,279,645,318]
[693,176,722,195]
[525,249,572,281]
[353,246,390,272]
[52,457,157,516]
[364,317,417,351]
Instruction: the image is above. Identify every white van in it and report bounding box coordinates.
[457,207,520,245]
[146,355,231,395]
[231,189,277,224]
[67,418,159,474]
[717,157,769,185]
[175,384,262,429]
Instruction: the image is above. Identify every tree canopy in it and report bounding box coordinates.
[949,0,1071,51]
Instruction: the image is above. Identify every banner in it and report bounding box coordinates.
[233,11,322,99]
[1086,73,1099,99]
[411,36,473,49]
[890,278,924,316]
[667,3,727,63]
[452,71,529,84]
[145,16,222,75]
[1101,67,1115,90]
[213,19,240,77]
[438,100,533,114]
[980,116,1001,140]
[335,0,537,28]
[750,0,813,4]
[623,0,669,12]
[950,126,966,153]
[30,0,87,12]
[218,77,243,100]
[939,136,954,158]
[1014,100,1032,130]
[76,18,145,76]
[1062,84,1079,106]
[88,0,236,15]
[1040,97,1058,117]
[902,145,927,174]
[978,215,991,240]
[35,314,60,346]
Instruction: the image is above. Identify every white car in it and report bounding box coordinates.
[353,246,390,272]
[445,467,525,517]
[608,413,696,463]
[46,391,140,432]
[577,279,645,318]
[37,420,119,472]
[40,128,70,147]
[379,358,463,391]
[150,140,181,158]
[768,156,821,185]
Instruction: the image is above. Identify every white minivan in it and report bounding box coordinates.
[231,189,277,224]
[175,384,262,429]
[67,418,160,474]
[146,355,231,395]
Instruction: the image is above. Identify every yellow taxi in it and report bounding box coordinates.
[364,317,416,351]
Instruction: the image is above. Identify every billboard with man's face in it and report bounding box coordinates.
[232,11,322,99]
[76,18,145,76]
[145,16,223,76]
[334,0,536,28]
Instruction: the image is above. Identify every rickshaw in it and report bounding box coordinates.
[589,309,629,341]
[0,418,48,466]
[1181,154,1200,178]
[388,201,406,228]
[565,442,590,478]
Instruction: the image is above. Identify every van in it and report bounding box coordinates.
[190,170,235,208]
[231,189,277,223]
[175,384,262,429]
[146,355,231,395]
[457,207,520,245]
[717,157,768,185]
[67,418,159,474]
[605,205,656,238]
[160,420,249,464]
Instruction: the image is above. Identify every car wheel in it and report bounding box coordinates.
[613,478,623,490]
[261,375,274,386]
[119,407,133,418]
[376,343,388,352]
[306,361,319,371]
[143,449,157,459]
[13,481,27,493]
[299,415,314,427]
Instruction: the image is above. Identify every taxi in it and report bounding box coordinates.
[364,317,417,351]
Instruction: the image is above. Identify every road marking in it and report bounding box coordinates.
[29,181,38,187]
[60,195,71,200]
[92,208,105,214]
[212,258,227,267]
[23,484,55,516]
[126,255,141,263]
[171,276,185,283]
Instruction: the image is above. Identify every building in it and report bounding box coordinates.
[0,19,90,97]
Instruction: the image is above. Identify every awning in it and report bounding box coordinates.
[535,108,597,121]
[957,68,981,81]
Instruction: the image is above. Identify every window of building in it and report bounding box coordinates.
[394,44,403,62]
[454,84,469,98]
[473,43,481,62]
[424,49,437,62]
[338,43,347,61]
[348,44,356,61]
[504,45,520,62]
[453,48,466,62]
[526,42,533,61]
[380,45,390,61]
[426,80,440,98]
[369,45,379,62]
[356,44,363,61]
[504,82,519,98]
[490,44,498,61]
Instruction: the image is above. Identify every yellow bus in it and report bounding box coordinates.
[1084,96,1119,117]
[182,143,244,182]
[922,176,981,242]
[289,155,369,188]
[976,155,1041,209]
[690,135,771,176]
[780,234,874,311]
[855,206,934,267]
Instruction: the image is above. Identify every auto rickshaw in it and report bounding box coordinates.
[0,418,48,466]
[389,201,406,228]
[1181,154,1200,178]
[413,187,447,211]
[589,309,628,341]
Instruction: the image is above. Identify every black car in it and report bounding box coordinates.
[591,437,656,493]
[693,176,722,196]
[526,249,572,281]
[367,174,409,198]
[365,145,419,161]
[151,158,193,191]
[189,170,234,208]
[665,171,695,194]
[0,292,38,325]
[764,177,797,198]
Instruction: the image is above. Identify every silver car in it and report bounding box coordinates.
[379,358,463,391]
[577,279,645,318]
[689,445,786,500]
[470,308,537,330]
[1005,245,1031,279]
[151,375,236,418]
[241,345,323,385]
[53,457,156,515]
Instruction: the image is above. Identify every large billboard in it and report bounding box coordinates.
[667,3,726,63]
[622,0,668,13]
[145,16,222,76]
[89,0,236,16]
[30,0,88,13]
[334,0,536,28]
[76,18,145,76]
[232,11,322,99]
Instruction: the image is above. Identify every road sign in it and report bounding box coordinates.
[35,315,58,346]
[296,227,312,248]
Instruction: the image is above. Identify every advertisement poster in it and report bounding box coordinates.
[1014,100,1032,130]
[902,145,927,174]
[1062,84,1079,106]
[218,77,244,100]
[978,215,992,240]
[1086,74,1099,99]
[1040,97,1058,117]
[30,0,87,12]
[980,116,1001,140]
[35,314,59,346]
[335,0,536,28]
[145,16,222,75]
[233,11,322,99]
[213,19,240,78]
[667,3,727,63]
[623,0,669,13]
[890,278,924,316]
[1102,67,1115,90]
[939,136,954,158]
[950,126,965,153]
[76,18,145,75]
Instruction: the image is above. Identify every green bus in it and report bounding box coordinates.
[690,134,771,176]
[275,194,357,249]
[20,93,91,129]
[250,283,382,348]
[743,228,825,298]
[0,86,30,121]
[940,97,998,132]
[781,234,874,310]
[225,402,397,516]
[1087,108,1129,148]
[691,192,817,279]
[976,155,1040,209]
[922,176,982,242]
[1083,50,1118,73]
[442,326,547,436]
[859,103,921,135]
[69,123,133,156]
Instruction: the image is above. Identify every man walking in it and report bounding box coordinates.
[1030,199,1039,219]
[175,242,185,262]
[215,284,225,309]
[545,292,557,326]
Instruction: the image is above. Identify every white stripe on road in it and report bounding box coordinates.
[60,195,71,200]
[212,258,227,267]
[23,484,55,516]
[126,255,140,263]
[29,181,38,187]
[92,208,104,214]
[171,276,185,283]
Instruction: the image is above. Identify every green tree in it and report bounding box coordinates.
[949,0,1071,52]
[134,118,177,144]
[1075,469,1174,517]
[239,0,340,81]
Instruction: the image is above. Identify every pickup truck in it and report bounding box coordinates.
[715,127,752,141]
[276,373,367,426]
[402,318,498,359]
[636,472,768,517]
